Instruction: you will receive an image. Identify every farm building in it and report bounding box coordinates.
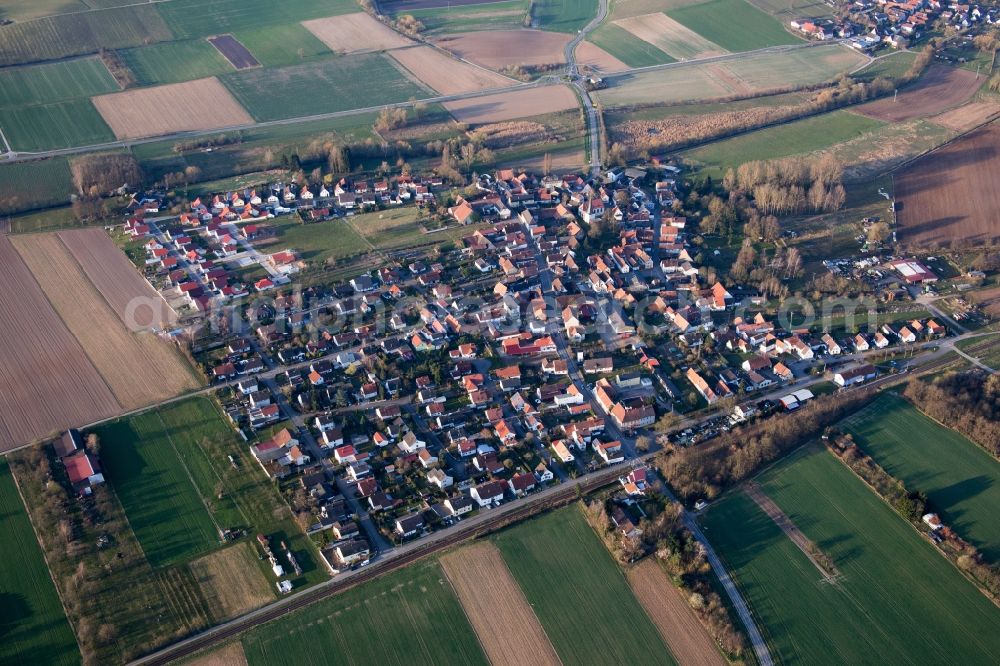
[888,259,937,284]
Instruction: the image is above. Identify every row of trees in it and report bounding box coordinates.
[902,370,1000,456]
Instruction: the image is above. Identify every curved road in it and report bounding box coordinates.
[564,0,610,175]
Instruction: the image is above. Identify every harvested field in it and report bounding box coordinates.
[188,643,248,666]
[441,542,560,666]
[436,29,625,71]
[92,77,253,140]
[208,35,260,69]
[615,13,726,60]
[58,228,176,330]
[302,13,415,53]
[11,233,197,410]
[857,65,983,122]
[510,146,586,171]
[389,46,516,95]
[190,544,274,621]
[894,122,1000,248]
[444,84,579,123]
[627,559,726,666]
[931,101,1000,131]
[0,235,120,448]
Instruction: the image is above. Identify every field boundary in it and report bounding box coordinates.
[156,410,226,538]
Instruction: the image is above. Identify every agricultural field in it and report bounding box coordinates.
[587,23,677,68]
[0,57,118,108]
[435,29,623,71]
[157,0,358,39]
[595,44,866,106]
[240,559,488,665]
[389,0,532,34]
[0,234,120,449]
[615,13,726,60]
[190,544,274,622]
[221,55,429,122]
[626,559,726,666]
[262,217,370,266]
[680,110,885,175]
[11,233,197,410]
[852,50,917,83]
[841,392,1000,560]
[0,459,79,666]
[0,5,173,66]
[389,46,516,95]
[495,507,676,665]
[346,207,428,250]
[441,542,561,666]
[59,227,176,330]
[93,77,253,140]
[857,64,984,122]
[894,121,1000,248]
[120,39,235,86]
[667,0,800,51]
[531,0,599,33]
[232,24,332,68]
[302,13,415,54]
[0,0,87,21]
[0,157,73,215]
[931,101,1000,131]
[0,100,115,151]
[209,35,260,70]
[444,84,580,123]
[702,446,1000,664]
[746,0,831,18]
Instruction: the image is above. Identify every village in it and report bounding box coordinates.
[86,160,953,578]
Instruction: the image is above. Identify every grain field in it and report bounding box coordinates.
[0,235,120,448]
[626,559,726,666]
[441,542,561,666]
[11,233,198,410]
[58,228,176,331]
[92,77,253,139]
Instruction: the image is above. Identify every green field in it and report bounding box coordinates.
[681,110,884,174]
[95,408,221,567]
[0,459,79,666]
[0,157,73,214]
[668,0,800,51]
[853,51,918,83]
[745,0,830,18]
[588,23,676,68]
[120,39,234,85]
[841,392,1000,561]
[0,99,115,151]
[233,24,332,68]
[0,57,118,108]
[532,0,599,32]
[495,507,676,665]
[158,0,357,39]
[957,333,1000,370]
[221,54,429,122]
[397,0,531,33]
[702,446,1000,664]
[241,559,488,665]
[0,5,173,66]
[266,217,370,264]
[0,0,87,21]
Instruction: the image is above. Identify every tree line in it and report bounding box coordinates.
[902,370,1000,457]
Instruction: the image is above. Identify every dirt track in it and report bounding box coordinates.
[857,65,983,122]
[441,542,561,666]
[627,559,727,666]
[894,121,1000,248]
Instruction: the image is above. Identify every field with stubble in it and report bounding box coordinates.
[615,13,726,60]
[441,542,560,666]
[11,233,198,410]
[444,85,579,123]
[627,559,727,666]
[389,46,516,95]
[92,77,253,140]
[302,13,415,53]
[894,121,1000,248]
[0,235,120,448]
[190,544,274,621]
[58,228,176,330]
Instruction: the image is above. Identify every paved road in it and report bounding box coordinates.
[564,0,609,174]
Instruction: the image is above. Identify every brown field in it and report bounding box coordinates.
[931,101,1000,131]
[435,29,626,72]
[190,544,274,622]
[389,46,516,95]
[857,65,983,122]
[440,542,560,666]
[627,558,727,666]
[894,121,1000,248]
[208,35,259,69]
[0,235,121,448]
[511,146,586,172]
[444,84,579,123]
[92,77,253,140]
[969,286,1000,317]
[58,228,176,331]
[11,233,198,411]
[302,13,415,54]
[187,642,248,666]
[615,13,726,60]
